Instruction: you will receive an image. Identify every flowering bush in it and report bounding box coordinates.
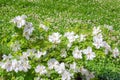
[0,15,120,80]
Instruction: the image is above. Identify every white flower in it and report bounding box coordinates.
[72,47,82,59]
[23,22,34,40]
[60,49,67,58]
[83,47,96,60]
[48,32,62,44]
[11,59,20,72]
[80,67,89,76]
[20,49,35,60]
[55,62,65,74]
[20,52,30,60]
[23,31,30,40]
[102,41,112,52]
[112,47,119,58]
[19,60,31,72]
[2,54,12,61]
[79,34,86,42]
[24,22,34,34]
[35,51,42,58]
[67,42,72,48]
[47,58,59,69]
[27,48,36,54]
[1,60,13,72]
[11,15,27,28]
[92,27,101,35]
[35,65,47,75]
[64,32,78,43]
[70,62,79,72]
[93,33,103,49]
[35,51,47,58]
[17,60,23,71]
[39,24,49,31]
[10,41,21,52]
[64,32,78,48]
[61,70,72,80]
[1,54,31,72]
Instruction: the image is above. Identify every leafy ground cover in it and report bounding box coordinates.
[0,0,120,80]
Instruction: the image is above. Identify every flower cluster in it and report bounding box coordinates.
[92,26,119,57]
[35,50,47,58]
[47,58,73,80]
[64,32,79,48]
[35,65,47,75]
[93,27,103,49]
[72,46,96,60]
[0,53,31,72]
[83,47,96,60]
[11,15,34,40]
[72,47,82,59]
[80,67,95,80]
[48,32,62,44]
[0,15,119,80]
[11,15,27,28]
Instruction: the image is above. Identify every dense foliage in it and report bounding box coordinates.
[0,0,120,80]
